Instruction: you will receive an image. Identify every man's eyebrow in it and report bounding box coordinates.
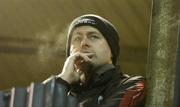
[87,31,100,35]
[73,32,82,35]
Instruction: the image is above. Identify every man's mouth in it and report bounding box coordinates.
[80,50,92,53]
[88,55,93,59]
[80,50,95,59]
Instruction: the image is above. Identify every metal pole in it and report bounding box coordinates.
[174,23,180,107]
[146,0,178,107]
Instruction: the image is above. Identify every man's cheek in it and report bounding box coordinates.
[70,48,80,55]
[70,44,78,50]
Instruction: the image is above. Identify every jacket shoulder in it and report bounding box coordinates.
[118,75,145,107]
[122,75,145,84]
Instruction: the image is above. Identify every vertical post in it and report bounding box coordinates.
[146,0,178,107]
[174,23,180,107]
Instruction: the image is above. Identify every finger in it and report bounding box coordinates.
[80,52,95,60]
[73,52,92,62]
[82,52,95,59]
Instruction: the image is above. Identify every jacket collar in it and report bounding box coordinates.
[94,64,115,76]
[89,64,117,88]
[71,64,120,92]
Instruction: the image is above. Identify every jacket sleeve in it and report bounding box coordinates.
[43,75,71,93]
[43,75,78,107]
[99,76,145,107]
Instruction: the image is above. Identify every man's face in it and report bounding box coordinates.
[70,26,112,67]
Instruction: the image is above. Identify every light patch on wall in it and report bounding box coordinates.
[36,25,68,63]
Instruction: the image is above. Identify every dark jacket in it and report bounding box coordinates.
[46,64,145,107]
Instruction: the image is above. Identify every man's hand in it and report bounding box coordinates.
[58,52,94,85]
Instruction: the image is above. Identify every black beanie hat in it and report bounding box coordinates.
[66,14,120,65]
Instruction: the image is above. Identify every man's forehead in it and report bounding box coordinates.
[72,26,100,33]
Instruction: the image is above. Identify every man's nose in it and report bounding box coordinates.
[80,37,89,48]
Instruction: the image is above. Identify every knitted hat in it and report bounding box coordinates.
[66,14,120,65]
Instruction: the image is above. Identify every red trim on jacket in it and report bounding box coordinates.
[119,81,145,107]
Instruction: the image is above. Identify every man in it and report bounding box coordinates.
[45,14,145,107]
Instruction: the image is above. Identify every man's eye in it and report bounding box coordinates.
[89,35,99,40]
[73,37,81,41]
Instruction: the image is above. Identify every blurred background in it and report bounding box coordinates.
[0,0,152,90]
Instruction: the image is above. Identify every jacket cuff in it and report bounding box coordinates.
[55,76,71,91]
